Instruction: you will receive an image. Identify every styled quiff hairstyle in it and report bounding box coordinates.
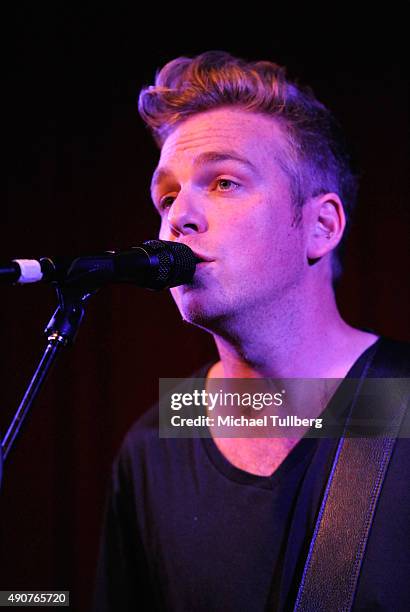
[138,51,359,279]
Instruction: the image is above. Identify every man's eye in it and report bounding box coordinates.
[215,178,239,192]
[159,195,175,210]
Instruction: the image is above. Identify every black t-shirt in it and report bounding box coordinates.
[93,338,410,611]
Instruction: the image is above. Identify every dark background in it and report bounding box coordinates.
[2,7,409,611]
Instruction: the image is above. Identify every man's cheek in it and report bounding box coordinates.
[170,287,180,304]
[158,219,169,241]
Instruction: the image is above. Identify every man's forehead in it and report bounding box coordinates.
[162,108,285,151]
[151,150,260,190]
[152,108,287,185]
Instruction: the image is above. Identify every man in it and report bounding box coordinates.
[94,51,409,611]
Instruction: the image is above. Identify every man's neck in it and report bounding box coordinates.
[208,299,378,380]
[205,289,379,477]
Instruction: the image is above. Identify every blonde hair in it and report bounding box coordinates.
[139,51,358,279]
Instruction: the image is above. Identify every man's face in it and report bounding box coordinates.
[150,107,307,332]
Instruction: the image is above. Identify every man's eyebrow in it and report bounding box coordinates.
[193,151,258,171]
[150,150,258,193]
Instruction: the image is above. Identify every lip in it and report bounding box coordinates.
[191,251,214,263]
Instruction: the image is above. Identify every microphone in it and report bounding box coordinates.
[0,240,199,290]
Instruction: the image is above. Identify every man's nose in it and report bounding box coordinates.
[164,190,208,237]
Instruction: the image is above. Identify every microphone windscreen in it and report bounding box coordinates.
[141,240,197,290]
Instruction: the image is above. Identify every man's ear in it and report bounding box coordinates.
[306,193,346,260]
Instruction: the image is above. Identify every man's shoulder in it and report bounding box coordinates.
[368,336,410,377]
[126,361,212,438]
[120,402,159,459]
[115,362,214,470]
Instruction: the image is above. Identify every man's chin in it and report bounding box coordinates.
[180,305,218,331]
[172,284,234,333]
[177,296,225,333]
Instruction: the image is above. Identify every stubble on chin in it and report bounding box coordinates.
[171,286,228,332]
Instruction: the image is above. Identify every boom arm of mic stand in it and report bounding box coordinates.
[0,284,96,482]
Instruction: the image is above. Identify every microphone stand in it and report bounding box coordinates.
[0,282,97,486]
[0,241,197,486]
